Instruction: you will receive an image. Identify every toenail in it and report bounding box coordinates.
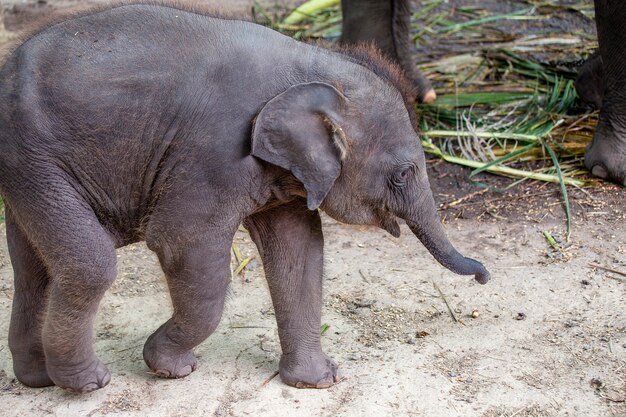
[592,165,608,179]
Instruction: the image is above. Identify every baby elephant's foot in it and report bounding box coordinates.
[279,351,341,389]
[47,358,111,393]
[143,330,197,378]
[13,356,54,388]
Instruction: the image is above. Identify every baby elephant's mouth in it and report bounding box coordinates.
[375,207,401,237]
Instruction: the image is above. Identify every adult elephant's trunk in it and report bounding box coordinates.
[404,191,490,284]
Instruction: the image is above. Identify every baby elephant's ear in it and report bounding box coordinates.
[251,82,348,210]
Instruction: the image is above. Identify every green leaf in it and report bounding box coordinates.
[541,140,572,240]
[283,0,340,25]
[432,92,531,107]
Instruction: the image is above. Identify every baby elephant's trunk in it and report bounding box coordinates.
[407,219,490,284]
[404,192,490,284]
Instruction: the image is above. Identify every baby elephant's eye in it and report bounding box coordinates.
[391,166,414,187]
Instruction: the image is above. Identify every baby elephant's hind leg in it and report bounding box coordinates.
[7,182,118,393]
[6,207,53,388]
[143,237,231,378]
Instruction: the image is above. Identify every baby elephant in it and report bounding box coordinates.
[0,3,490,392]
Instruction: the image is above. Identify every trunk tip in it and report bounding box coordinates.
[474,266,490,285]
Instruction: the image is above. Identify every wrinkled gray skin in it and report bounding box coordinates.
[0,3,489,393]
[575,0,626,185]
[340,0,436,103]
[575,52,603,110]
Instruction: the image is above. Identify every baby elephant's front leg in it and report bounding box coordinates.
[245,200,340,388]
[143,237,231,378]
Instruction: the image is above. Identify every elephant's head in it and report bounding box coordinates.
[251,57,490,284]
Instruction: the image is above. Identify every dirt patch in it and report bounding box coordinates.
[426,157,626,225]
[327,293,432,348]
[481,405,553,417]
[90,389,143,415]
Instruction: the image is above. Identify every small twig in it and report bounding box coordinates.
[603,275,625,283]
[598,392,626,403]
[433,281,465,325]
[415,288,439,298]
[441,190,555,209]
[0,288,12,300]
[486,210,506,220]
[440,188,489,209]
[232,243,243,264]
[572,183,598,201]
[508,407,527,417]
[234,256,253,276]
[261,371,280,387]
[116,343,143,353]
[589,263,626,280]
[483,354,507,362]
[563,344,580,364]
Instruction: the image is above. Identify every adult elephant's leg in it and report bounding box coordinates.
[340,0,436,103]
[584,0,626,185]
[575,51,603,109]
[244,200,340,388]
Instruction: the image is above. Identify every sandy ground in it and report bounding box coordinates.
[0,1,625,417]
[0,216,625,417]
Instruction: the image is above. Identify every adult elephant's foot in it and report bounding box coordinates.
[585,115,626,186]
[47,357,111,393]
[143,327,197,379]
[279,351,341,389]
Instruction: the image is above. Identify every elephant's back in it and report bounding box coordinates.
[0,2,313,192]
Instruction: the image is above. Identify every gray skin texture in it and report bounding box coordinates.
[575,0,626,185]
[575,51,603,110]
[340,0,436,103]
[0,3,489,393]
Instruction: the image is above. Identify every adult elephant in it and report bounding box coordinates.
[340,0,624,184]
[575,0,626,186]
[340,0,437,104]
